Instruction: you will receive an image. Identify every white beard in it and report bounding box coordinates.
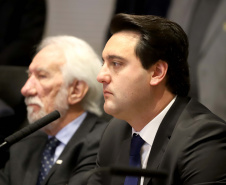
[25,85,69,132]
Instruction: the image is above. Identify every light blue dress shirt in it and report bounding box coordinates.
[48,112,87,162]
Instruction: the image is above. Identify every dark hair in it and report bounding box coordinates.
[110,13,190,96]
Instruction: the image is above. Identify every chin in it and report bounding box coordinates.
[27,106,47,124]
[104,104,119,117]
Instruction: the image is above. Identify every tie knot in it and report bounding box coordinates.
[48,136,60,146]
[130,134,145,156]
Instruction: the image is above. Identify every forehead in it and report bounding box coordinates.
[29,45,66,73]
[103,30,140,55]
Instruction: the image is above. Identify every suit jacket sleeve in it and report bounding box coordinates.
[175,116,226,184]
[0,113,108,185]
[87,118,131,185]
[153,98,226,185]
[67,121,108,185]
[87,98,226,185]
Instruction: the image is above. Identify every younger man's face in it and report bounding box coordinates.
[97,31,153,121]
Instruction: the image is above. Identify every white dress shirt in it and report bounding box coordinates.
[132,97,176,185]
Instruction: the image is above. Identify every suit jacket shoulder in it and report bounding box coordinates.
[151,97,226,185]
[91,97,226,185]
[0,112,108,185]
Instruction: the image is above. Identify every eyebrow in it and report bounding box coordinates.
[102,55,125,61]
[26,68,49,74]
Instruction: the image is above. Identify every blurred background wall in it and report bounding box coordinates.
[44,0,115,57]
[43,0,226,122]
[0,0,225,167]
[1,0,225,137]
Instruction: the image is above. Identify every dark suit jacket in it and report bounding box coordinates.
[0,112,108,185]
[90,97,226,185]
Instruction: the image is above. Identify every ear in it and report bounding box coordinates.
[149,60,168,86]
[68,80,89,105]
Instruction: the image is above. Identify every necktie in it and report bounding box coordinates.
[37,137,60,185]
[124,134,145,185]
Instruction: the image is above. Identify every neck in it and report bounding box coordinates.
[43,108,85,136]
[126,90,175,132]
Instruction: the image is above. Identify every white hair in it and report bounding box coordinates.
[37,35,103,116]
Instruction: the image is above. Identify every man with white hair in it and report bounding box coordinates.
[0,35,108,185]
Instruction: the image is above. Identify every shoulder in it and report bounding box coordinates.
[169,98,226,157]
[168,99,226,183]
[10,131,47,150]
[71,112,109,145]
[165,97,226,154]
[180,98,226,127]
[102,117,130,139]
[97,117,131,157]
[8,131,47,161]
[84,112,109,132]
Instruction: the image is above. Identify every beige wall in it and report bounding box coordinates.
[44,0,115,57]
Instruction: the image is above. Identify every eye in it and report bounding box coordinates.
[37,74,47,79]
[36,72,48,79]
[112,61,121,67]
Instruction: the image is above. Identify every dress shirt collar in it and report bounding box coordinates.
[53,112,87,145]
[132,96,176,146]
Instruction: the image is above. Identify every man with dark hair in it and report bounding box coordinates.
[92,13,226,185]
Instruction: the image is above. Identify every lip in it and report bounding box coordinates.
[103,90,113,95]
[27,104,41,109]
[27,103,39,106]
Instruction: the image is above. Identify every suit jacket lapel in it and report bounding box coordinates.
[42,112,98,184]
[117,131,131,166]
[144,97,190,185]
[112,123,131,185]
[22,132,48,185]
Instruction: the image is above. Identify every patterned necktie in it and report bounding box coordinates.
[37,136,60,185]
[124,134,145,185]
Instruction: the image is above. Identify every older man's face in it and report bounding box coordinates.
[21,45,68,123]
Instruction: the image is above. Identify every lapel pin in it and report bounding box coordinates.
[56,159,63,164]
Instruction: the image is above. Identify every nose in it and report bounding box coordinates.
[97,64,111,84]
[21,75,37,97]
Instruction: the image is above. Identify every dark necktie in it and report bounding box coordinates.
[37,136,60,185]
[124,134,145,185]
